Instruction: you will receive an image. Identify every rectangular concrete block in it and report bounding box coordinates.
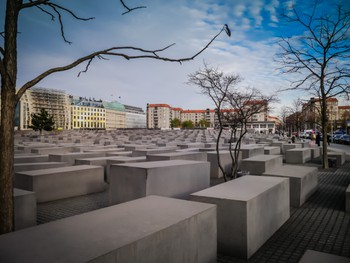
[14,155,49,164]
[48,152,107,165]
[264,146,280,155]
[271,141,286,154]
[296,141,310,148]
[240,145,264,159]
[299,250,350,263]
[285,148,311,164]
[31,146,76,155]
[146,151,207,162]
[0,196,217,263]
[207,151,241,178]
[131,147,178,157]
[14,188,36,230]
[190,176,290,259]
[106,157,147,183]
[15,165,106,203]
[240,155,283,175]
[106,151,133,157]
[110,160,210,204]
[328,152,346,167]
[310,147,320,159]
[263,165,318,207]
[14,162,70,173]
[282,143,301,154]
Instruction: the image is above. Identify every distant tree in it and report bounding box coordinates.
[188,63,276,181]
[277,1,350,168]
[279,106,292,135]
[339,111,350,130]
[170,118,181,128]
[188,63,241,181]
[182,120,194,129]
[0,0,231,234]
[30,109,55,135]
[198,119,210,128]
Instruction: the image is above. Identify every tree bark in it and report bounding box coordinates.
[0,0,19,234]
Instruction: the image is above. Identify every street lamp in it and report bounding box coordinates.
[331,105,334,143]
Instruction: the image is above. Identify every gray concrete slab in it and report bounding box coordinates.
[190,175,290,259]
[285,148,312,164]
[263,165,318,207]
[14,162,70,173]
[14,188,36,230]
[109,160,210,204]
[15,165,106,203]
[299,250,350,263]
[0,196,217,263]
[146,151,207,162]
[240,155,283,175]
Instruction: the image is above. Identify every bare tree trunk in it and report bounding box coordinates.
[0,0,19,234]
[0,84,16,234]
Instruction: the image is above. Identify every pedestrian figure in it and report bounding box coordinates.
[291,136,295,143]
[316,132,321,147]
[327,134,331,146]
[311,132,316,146]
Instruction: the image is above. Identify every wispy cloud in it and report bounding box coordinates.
[9,0,327,116]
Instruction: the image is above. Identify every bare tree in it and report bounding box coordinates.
[188,64,241,181]
[279,106,292,135]
[225,89,276,179]
[0,1,231,234]
[277,1,350,168]
[188,64,276,181]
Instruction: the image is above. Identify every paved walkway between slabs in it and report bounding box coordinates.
[37,162,350,263]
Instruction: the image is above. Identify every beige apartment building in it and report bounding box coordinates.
[14,87,145,131]
[16,87,71,130]
[146,102,274,132]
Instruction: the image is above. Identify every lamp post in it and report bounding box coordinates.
[331,105,334,143]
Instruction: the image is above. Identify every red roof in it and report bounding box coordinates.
[245,100,267,105]
[182,110,206,114]
[339,105,350,110]
[172,107,183,111]
[148,104,171,108]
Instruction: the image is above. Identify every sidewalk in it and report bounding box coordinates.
[37,162,350,262]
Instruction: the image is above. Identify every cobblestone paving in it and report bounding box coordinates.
[37,162,350,262]
[218,162,350,262]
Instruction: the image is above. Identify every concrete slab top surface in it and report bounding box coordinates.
[113,159,208,169]
[147,152,204,157]
[13,188,34,196]
[243,155,282,161]
[264,165,317,178]
[287,148,311,152]
[14,162,67,166]
[299,250,350,263]
[240,145,264,149]
[15,165,102,176]
[75,156,124,161]
[191,175,288,201]
[0,196,216,263]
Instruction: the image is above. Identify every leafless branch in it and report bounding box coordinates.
[120,0,146,15]
[20,1,94,44]
[16,26,229,103]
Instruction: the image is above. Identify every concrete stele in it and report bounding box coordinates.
[190,175,290,259]
[109,160,210,204]
[0,196,217,263]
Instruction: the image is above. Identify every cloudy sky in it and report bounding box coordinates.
[1,0,348,115]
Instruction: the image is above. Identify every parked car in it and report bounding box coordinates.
[301,130,314,139]
[333,133,343,143]
[340,134,350,145]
